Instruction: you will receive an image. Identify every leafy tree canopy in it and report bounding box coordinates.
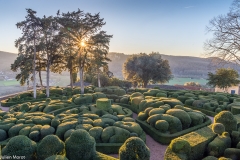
[123,52,172,88]
[207,68,240,90]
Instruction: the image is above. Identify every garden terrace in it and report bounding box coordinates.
[1,86,239,159]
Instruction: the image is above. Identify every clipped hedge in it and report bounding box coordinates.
[136,115,211,144]
[164,125,217,160]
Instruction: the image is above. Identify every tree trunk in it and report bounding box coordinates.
[79,66,84,94]
[143,81,148,88]
[39,70,43,88]
[46,58,50,97]
[98,69,101,87]
[70,69,73,89]
[33,37,36,99]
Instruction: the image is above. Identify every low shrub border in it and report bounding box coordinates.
[185,105,217,117]
[96,131,146,154]
[135,116,212,144]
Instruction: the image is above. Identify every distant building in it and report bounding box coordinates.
[215,85,240,95]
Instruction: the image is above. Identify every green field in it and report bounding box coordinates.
[164,78,207,86]
[0,80,20,86]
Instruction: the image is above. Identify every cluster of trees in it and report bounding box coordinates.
[11,9,112,98]
[207,68,240,91]
[84,72,132,88]
[123,52,172,88]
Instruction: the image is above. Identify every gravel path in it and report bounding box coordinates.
[0,106,9,111]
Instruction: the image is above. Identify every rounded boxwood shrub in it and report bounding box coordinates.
[114,121,143,136]
[20,103,30,112]
[149,108,165,116]
[19,126,31,136]
[130,92,144,99]
[96,98,111,111]
[224,148,240,160]
[159,104,171,112]
[89,127,103,143]
[185,99,195,106]
[137,112,148,121]
[187,112,205,127]
[40,125,55,138]
[170,138,191,154]
[119,137,150,160]
[207,132,231,157]
[166,108,191,129]
[2,135,37,159]
[37,135,65,160]
[155,120,169,132]
[212,123,225,135]
[65,129,96,160]
[101,126,130,143]
[29,130,41,142]
[0,129,7,141]
[8,124,34,138]
[30,125,42,132]
[156,92,167,98]
[214,111,237,133]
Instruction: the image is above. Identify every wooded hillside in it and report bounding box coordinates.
[2,51,240,80]
[107,52,240,79]
[0,51,17,71]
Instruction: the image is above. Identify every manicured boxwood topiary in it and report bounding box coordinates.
[113,121,143,136]
[0,129,7,141]
[166,108,191,129]
[29,130,41,142]
[96,98,111,111]
[119,137,150,160]
[214,111,237,133]
[149,108,165,116]
[187,112,205,127]
[207,132,231,157]
[2,135,37,159]
[89,127,103,143]
[19,126,31,136]
[155,120,169,132]
[56,121,78,140]
[212,123,225,135]
[40,125,55,138]
[170,138,191,156]
[101,126,130,143]
[224,148,240,160]
[37,135,65,160]
[65,129,96,160]
[8,123,34,137]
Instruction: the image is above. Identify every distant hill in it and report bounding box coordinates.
[2,51,240,80]
[0,51,17,71]
[107,52,240,79]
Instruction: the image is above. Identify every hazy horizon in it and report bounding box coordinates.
[0,0,232,57]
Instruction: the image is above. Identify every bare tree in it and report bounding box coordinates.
[205,0,240,65]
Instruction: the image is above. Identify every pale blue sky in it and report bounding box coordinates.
[0,0,233,57]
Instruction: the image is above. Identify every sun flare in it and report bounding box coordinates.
[80,41,85,47]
